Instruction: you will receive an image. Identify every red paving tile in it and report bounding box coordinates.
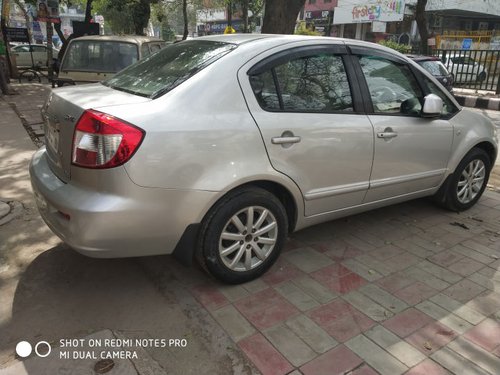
[442,279,486,303]
[190,284,228,311]
[238,333,293,375]
[312,240,363,261]
[394,281,439,305]
[405,358,451,375]
[283,238,306,252]
[311,265,367,294]
[234,288,299,330]
[383,308,435,337]
[300,345,363,375]
[376,273,415,293]
[261,258,304,286]
[463,318,500,352]
[406,321,457,355]
[308,299,375,342]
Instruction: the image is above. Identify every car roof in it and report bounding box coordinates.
[406,54,440,62]
[70,35,164,44]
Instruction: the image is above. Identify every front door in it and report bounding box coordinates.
[354,53,454,203]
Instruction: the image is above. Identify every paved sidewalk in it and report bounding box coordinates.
[2,83,500,375]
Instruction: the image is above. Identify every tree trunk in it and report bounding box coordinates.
[227,1,232,27]
[416,0,428,55]
[182,0,188,39]
[46,23,54,80]
[53,23,66,44]
[242,0,249,33]
[261,0,305,34]
[85,0,93,23]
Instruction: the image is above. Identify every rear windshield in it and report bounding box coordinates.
[102,40,236,98]
[418,60,449,76]
[62,40,139,73]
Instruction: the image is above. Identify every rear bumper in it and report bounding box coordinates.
[29,147,217,258]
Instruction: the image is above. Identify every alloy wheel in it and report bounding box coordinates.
[218,206,278,272]
[457,159,486,204]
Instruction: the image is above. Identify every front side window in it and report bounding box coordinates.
[424,77,459,117]
[359,56,423,115]
[250,53,353,113]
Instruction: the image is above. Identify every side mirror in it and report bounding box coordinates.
[422,94,443,118]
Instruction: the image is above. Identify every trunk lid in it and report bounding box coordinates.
[43,83,151,182]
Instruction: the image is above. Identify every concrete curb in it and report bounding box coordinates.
[454,95,500,111]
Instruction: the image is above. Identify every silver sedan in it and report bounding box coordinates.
[30,34,497,283]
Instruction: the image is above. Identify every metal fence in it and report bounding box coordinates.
[432,49,500,93]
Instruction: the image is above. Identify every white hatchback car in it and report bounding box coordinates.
[442,54,488,83]
[30,35,497,283]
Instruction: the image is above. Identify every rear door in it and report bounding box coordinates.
[239,44,375,217]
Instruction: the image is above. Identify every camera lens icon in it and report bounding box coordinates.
[16,341,51,358]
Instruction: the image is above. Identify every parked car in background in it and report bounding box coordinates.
[31,35,497,284]
[407,55,453,92]
[11,43,59,69]
[442,53,487,83]
[57,35,166,85]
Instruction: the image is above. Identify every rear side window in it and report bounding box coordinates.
[62,41,138,72]
[103,40,236,98]
[250,53,353,113]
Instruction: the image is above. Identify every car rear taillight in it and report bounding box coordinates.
[72,109,144,169]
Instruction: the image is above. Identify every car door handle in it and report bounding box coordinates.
[271,136,301,145]
[377,131,398,139]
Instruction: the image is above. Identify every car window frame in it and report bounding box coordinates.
[350,46,437,118]
[247,44,365,115]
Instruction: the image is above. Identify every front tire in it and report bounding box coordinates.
[197,187,288,284]
[441,148,491,211]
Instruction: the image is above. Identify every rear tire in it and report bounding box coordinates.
[438,148,491,211]
[478,71,487,82]
[197,187,287,284]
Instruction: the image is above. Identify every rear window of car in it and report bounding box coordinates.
[102,40,236,98]
[62,40,139,73]
[418,60,449,76]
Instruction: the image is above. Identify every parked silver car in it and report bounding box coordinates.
[30,35,497,284]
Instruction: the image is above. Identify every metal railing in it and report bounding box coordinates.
[432,49,500,93]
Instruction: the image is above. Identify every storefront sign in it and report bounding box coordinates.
[334,0,405,24]
[34,0,60,23]
[4,27,29,43]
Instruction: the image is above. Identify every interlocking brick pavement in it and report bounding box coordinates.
[189,193,500,375]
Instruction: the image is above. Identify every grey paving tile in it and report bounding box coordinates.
[211,305,255,342]
[447,337,500,375]
[283,247,333,273]
[275,282,320,312]
[431,346,490,375]
[285,315,337,354]
[264,324,317,367]
[346,334,408,375]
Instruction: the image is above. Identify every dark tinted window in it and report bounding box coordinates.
[104,40,235,98]
[250,53,353,112]
[360,56,423,115]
